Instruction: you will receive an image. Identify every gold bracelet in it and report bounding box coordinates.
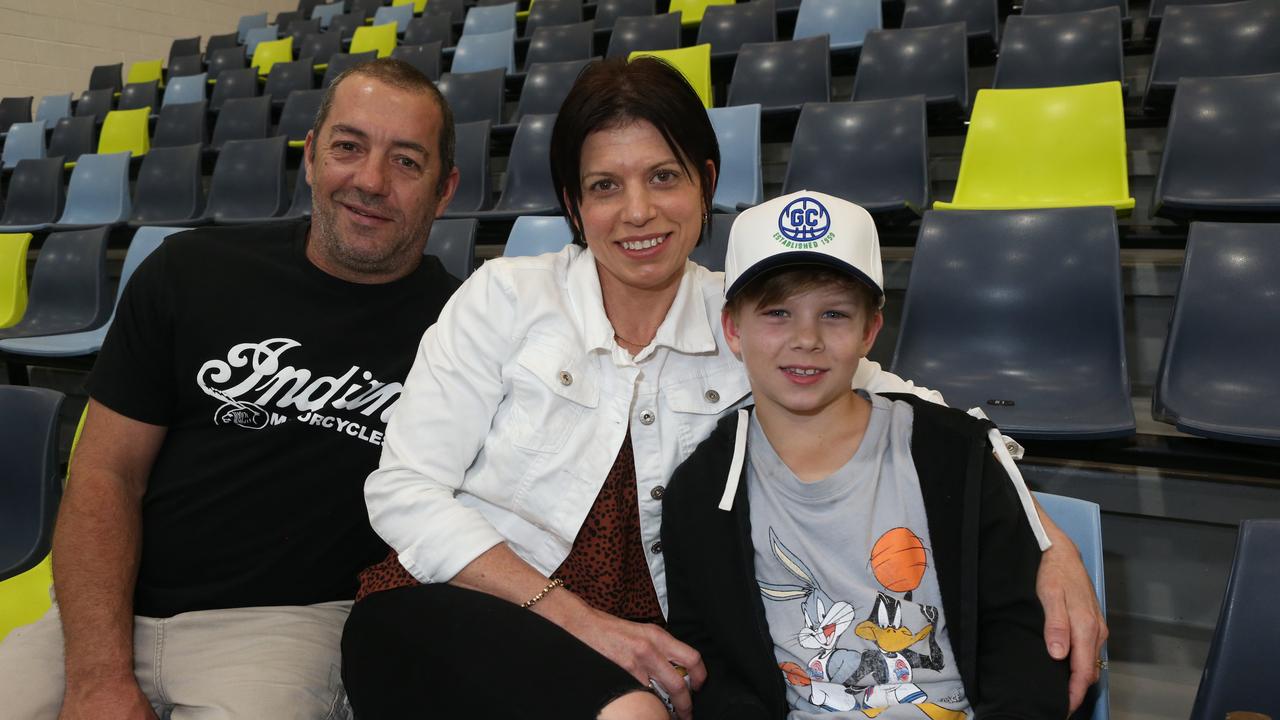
[521,578,564,609]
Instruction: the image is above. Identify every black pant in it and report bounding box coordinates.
[342,584,646,719]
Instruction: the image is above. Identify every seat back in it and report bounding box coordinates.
[237,11,269,43]
[163,73,208,106]
[206,46,248,83]
[328,13,366,42]
[206,32,240,54]
[707,104,762,212]
[393,0,429,13]
[595,0,655,30]
[463,2,517,35]
[0,233,34,328]
[373,4,414,32]
[168,36,202,65]
[118,82,159,112]
[425,218,479,282]
[0,97,32,135]
[204,136,289,223]
[212,96,272,150]
[794,0,881,50]
[504,216,573,256]
[727,35,831,111]
[935,81,1134,211]
[284,170,313,220]
[1032,492,1110,720]
[321,52,379,88]
[783,98,929,215]
[698,0,776,56]
[515,58,593,121]
[126,59,164,86]
[425,0,466,24]
[629,44,712,108]
[444,120,492,215]
[286,18,322,47]
[89,63,123,93]
[452,28,516,74]
[891,207,1134,439]
[393,43,444,80]
[252,37,295,76]
[1152,73,1280,220]
[852,23,968,112]
[608,12,682,57]
[0,386,65,582]
[1191,520,1280,719]
[903,0,999,43]
[1023,0,1127,17]
[404,15,454,46]
[525,0,585,36]
[209,67,260,113]
[35,94,72,126]
[492,114,559,214]
[351,20,400,57]
[56,152,132,227]
[438,69,507,125]
[264,59,317,104]
[301,32,343,68]
[1,121,46,170]
[525,20,595,68]
[668,0,734,27]
[1145,0,1280,109]
[243,26,280,58]
[688,212,734,271]
[167,54,205,81]
[312,1,345,28]
[278,89,325,147]
[98,107,151,157]
[48,117,96,167]
[0,158,65,228]
[0,226,111,340]
[129,143,205,226]
[153,101,208,149]
[994,7,1124,89]
[74,89,115,124]
[1153,223,1280,445]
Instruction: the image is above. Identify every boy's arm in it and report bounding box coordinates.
[973,450,1070,719]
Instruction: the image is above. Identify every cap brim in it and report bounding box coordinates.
[725,252,884,306]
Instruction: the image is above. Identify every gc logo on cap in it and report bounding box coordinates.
[778,196,831,244]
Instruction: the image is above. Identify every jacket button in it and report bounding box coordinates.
[558,371,573,386]
[640,410,655,425]
[704,389,720,403]
[650,485,665,500]
[650,541,663,554]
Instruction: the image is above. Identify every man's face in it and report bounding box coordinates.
[303,75,459,283]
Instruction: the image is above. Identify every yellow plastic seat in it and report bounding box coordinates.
[935,81,1135,213]
[0,405,84,643]
[394,0,428,13]
[251,37,294,77]
[629,44,713,108]
[0,233,33,329]
[668,0,735,27]
[126,59,164,87]
[98,107,151,157]
[351,23,398,58]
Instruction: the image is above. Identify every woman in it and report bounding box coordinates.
[341,58,1103,719]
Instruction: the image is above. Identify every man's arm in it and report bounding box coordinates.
[53,400,166,720]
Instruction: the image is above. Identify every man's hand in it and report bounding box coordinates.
[564,606,707,720]
[60,677,159,720]
[1036,534,1109,712]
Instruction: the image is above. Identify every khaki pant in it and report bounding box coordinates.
[0,600,352,720]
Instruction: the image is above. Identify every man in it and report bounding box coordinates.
[0,59,460,719]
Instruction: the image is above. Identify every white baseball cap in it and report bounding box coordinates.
[723,190,884,306]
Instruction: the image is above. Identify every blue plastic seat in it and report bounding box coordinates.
[1152,223,1280,446]
[0,227,175,358]
[312,2,345,29]
[34,94,72,126]
[504,58,593,130]
[1152,73,1280,220]
[688,212,734,272]
[237,12,268,43]
[462,2,517,36]
[451,28,516,74]
[0,226,111,340]
[244,26,280,58]
[438,69,506,125]
[902,0,999,46]
[793,0,881,51]
[1033,492,1110,720]
[374,4,414,33]
[1191,519,1280,719]
[162,73,208,107]
[1,121,46,171]
[442,120,492,216]
[460,114,559,220]
[781,98,930,217]
[524,20,595,69]
[425,218,478,282]
[201,136,290,224]
[706,104,762,212]
[607,12,681,57]
[851,23,969,115]
[0,386,64,582]
[210,95,272,151]
[0,158,65,233]
[127,144,206,227]
[891,207,1135,440]
[726,35,831,114]
[52,152,132,230]
[524,0,585,37]
[697,0,776,59]
[993,7,1124,89]
[504,216,573,257]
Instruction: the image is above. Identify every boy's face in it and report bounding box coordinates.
[723,283,883,418]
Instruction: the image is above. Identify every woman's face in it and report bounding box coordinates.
[574,120,713,296]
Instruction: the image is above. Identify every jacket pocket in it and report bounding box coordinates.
[506,341,600,454]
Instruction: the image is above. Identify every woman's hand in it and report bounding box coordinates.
[562,605,708,720]
[1036,531,1109,712]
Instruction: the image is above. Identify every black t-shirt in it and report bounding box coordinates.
[87,221,460,618]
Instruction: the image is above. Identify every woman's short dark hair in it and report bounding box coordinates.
[550,57,721,246]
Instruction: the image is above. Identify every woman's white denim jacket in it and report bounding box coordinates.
[367,244,946,615]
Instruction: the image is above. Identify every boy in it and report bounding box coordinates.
[661,191,1068,719]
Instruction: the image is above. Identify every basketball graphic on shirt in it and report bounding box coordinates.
[871,528,928,593]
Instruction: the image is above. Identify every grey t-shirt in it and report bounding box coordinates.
[747,393,972,719]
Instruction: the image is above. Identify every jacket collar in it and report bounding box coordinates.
[566,246,719,357]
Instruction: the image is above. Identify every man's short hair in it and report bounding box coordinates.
[312,58,456,195]
[725,266,880,328]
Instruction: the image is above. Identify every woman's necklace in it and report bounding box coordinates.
[613,330,654,348]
